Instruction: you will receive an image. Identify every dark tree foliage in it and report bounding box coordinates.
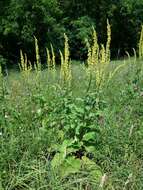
[0,0,143,65]
[0,0,65,65]
[60,0,143,58]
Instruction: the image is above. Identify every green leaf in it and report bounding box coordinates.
[85,145,96,153]
[60,157,81,177]
[82,156,102,180]
[75,125,81,135]
[51,152,65,168]
[66,147,79,154]
[75,107,84,114]
[57,130,64,140]
[83,132,96,141]
[59,139,76,153]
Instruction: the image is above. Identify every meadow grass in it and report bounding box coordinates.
[0,24,143,189]
[0,58,143,190]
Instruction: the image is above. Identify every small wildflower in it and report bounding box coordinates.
[5,114,8,119]
[37,108,42,114]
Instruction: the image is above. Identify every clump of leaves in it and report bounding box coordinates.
[39,89,107,179]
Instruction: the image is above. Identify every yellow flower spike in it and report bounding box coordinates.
[46,47,51,69]
[60,34,72,86]
[106,19,111,64]
[64,33,70,66]
[67,60,72,82]
[86,27,100,87]
[139,25,143,58]
[99,44,106,85]
[50,44,56,70]
[19,50,32,81]
[86,20,112,89]
[20,50,25,72]
[24,53,28,73]
[59,50,64,80]
[100,44,106,66]
[91,27,99,67]
[34,36,41,72]
[59,50,64,66]
[86,40,92,75]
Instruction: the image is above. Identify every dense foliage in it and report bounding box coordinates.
[1,0,143,65]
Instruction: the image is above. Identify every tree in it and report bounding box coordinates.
[0,0,65,64]
[1,0,143,65]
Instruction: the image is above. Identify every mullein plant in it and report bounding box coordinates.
[19,50,32,79]
[46,47,51,69]
[60,33,72,86]
[34,37,41,74]
[103,21,125,84]
[46,44,56,78]
[0,63,2,97]
[139,25,143,59]
[51,44,56,72]
[135,25,143,78]
[86,28,99,85]
[86,20,111,88]
[87,20,125,88]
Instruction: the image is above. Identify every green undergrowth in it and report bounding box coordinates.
[0,60,143,190]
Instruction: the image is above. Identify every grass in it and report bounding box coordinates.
[0,58,143,190]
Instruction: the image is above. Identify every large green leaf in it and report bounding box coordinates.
[60,156,81,177]
[83,132,96,141]
[51,152,65,168]
[85,145,96,153]
[82,156,102,180]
